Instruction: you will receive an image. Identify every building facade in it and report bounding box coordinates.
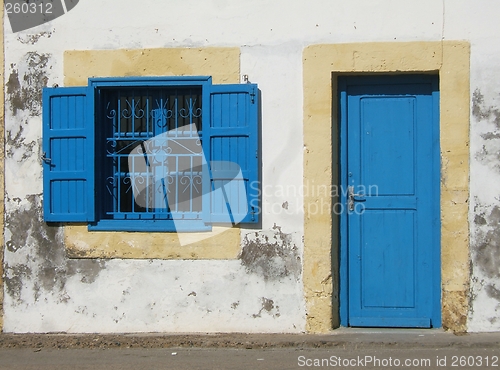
[1,0,499,333]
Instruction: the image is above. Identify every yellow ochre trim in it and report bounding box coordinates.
[65,225,241,260]
[64,48,240,86]
[64,47,241,260]
[303,42,470,333]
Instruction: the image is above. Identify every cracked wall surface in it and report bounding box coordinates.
[3,0,500,334]
[6,52,49,117]
[469,87,500,331]
[0,0,5,331]
[239,224,301,282]
[3,41,306,333]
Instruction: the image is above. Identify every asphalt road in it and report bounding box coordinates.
[0,347,499,370]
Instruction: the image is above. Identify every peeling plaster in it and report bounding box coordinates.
[3,264,32,304]
[472,89,500,171]
[474,214,487,226]
[485,284,500,301]
[471,88,500,285]
[470,87,500,330]
[6,52,50,116]
[252,297,281,318]
[472,89,500,129]
[16,31,53,45]
[472,205,500,280]
[239,225,301,282]
[469,196,500,329]
[2,2,484,334]
[5,123,36,161]
[4,194,106,306]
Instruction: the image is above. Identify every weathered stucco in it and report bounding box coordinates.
[3,43,306,333]
[4,194,105,310]
[6,52,48,117]
[469,88,500,331]
[3,196,305,332]
[0,0,5,331]
[3,0,500,334]
[239,224,302,282]
[303,41,470,333]
[4,197,303,332]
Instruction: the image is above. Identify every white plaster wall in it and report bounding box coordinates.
[441,0,500,332]
[3,0,500,332]
[5,258,303,333]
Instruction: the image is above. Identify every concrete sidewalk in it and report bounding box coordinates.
[1,329,499,350]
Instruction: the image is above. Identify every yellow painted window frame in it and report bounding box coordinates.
[63,48,242,260]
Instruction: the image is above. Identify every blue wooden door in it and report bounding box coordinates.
[339,75,440,327]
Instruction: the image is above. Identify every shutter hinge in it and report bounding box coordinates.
[250,87,256,104]
[256,150,258,158]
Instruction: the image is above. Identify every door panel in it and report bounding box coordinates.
[361,210,415,309]
[339,75,440,328]
[361,97,415,195]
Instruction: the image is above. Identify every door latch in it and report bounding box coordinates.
[348,185,365,211]
[41,152,52,164]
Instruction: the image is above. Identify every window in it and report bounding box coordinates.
[42,77,260,231]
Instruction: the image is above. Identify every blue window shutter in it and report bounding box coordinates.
[42,86,95,222]
[203,84,259,224]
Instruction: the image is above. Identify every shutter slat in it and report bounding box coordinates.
[203,84,259,224]
[42,86,95,222]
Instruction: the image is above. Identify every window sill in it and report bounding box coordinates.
[64,224,241,260]
[88,219,211,233]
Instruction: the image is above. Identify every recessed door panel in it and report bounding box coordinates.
[339,75,440,328]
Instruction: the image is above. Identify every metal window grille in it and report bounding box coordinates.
[101,87,203,220]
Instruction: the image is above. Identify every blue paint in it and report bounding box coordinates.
[205,84,259,224]
[42,86,95,222]
[339,75,440,328]
[42,77,260,231]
